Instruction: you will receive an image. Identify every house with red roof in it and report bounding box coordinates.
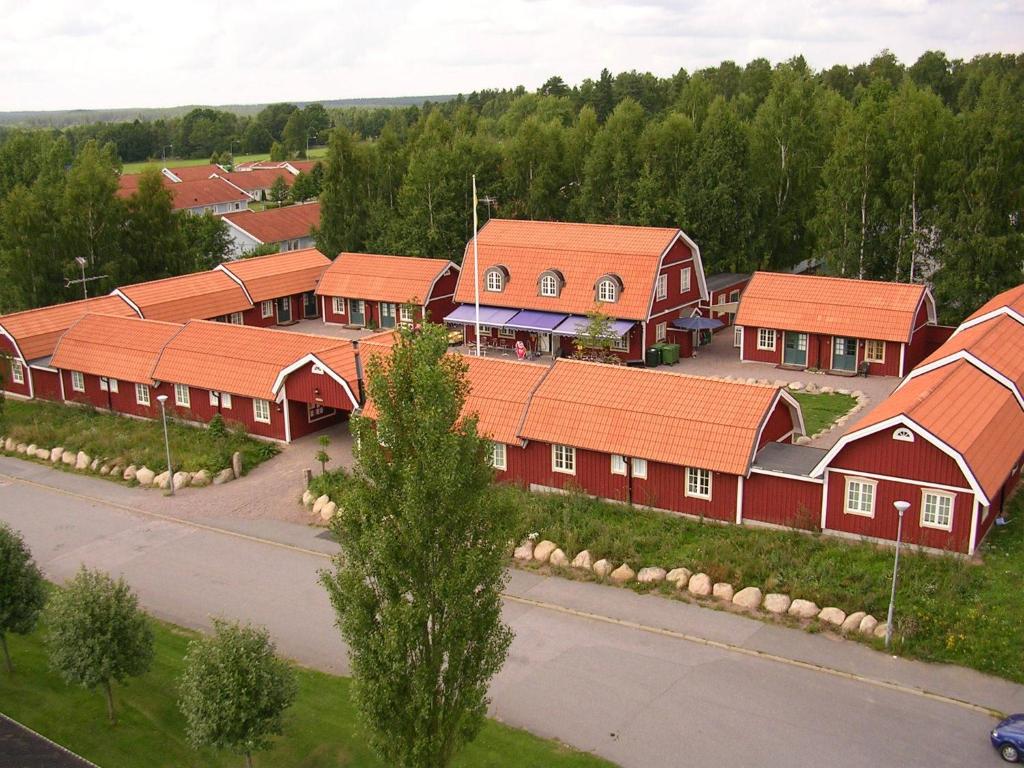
[116,173,249,215]
[221,202,320,258]
[734,272,950,377]
[316,253,459,329]
[216,248,330,326]
[114,270,254,324]
[448,219,708,363]
[217,169,294,202]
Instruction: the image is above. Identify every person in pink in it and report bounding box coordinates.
[515,340,527,360]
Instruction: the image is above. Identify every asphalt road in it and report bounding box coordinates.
[0,465,1012,768]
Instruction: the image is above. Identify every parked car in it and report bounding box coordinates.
[992,714,1024,762]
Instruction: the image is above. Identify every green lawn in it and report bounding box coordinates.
[0,611,613,768]
[1,399,277,475]
[122,147,328,175]
[509,484,1023,683]
[791,391,857,436]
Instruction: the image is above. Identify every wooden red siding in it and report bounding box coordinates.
[0,336,31,398]
[424,267,459,324]
[741,327,902,376]
[30,367,62,401]
[157,383,286,441]
[742,326,782,364]
[323,295,347,324]
[743,472,823,528]
[492,443,530,486]
[757,401,796,448]
[286,397,346,440]
[829,427,968,489]
[706,278,748,330]
[60,370,159,418]
[282,361,357,412]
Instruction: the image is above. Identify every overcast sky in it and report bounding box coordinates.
[2,0,1020,112]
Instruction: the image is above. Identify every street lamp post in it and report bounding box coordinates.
[157,394,174,496]
[162,144,173,163]
[885,499,911,648]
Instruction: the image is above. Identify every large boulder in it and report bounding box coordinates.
[312,494,330,517]
[513,541,535,561]
[873,622,888,639]
[90,458,101,472]
[26,443,37,455]
[842,611,867,634]
[110,463,123,478]
[610,563,636,584]
[687,572,712,596]
[135,467,155,486]
[818,607,847,627]
[593,559,613,579]
[16,443,27,454]
[712,582,734,602]
[62,451,76,466]
[763,594,792,614]
[571,550,593,571]
[637,567,667,584]
[231,451,243,479]
[75,451,91,470]
[35,448,50,460]
[301,490,315,508]
[153,470,170,489]
[213,467,234,485]
[532,540,558,564]
[548,548,569,567]
[99,463,112,476]
[732,587,763,609]
[320,501,337,522]
[3,437,14,452]
[191,469,212,487]
[788,381,804,391]
[123,465,138,481]
[859,615,879,636]
[666,567,692,588]
[788,599,820,619]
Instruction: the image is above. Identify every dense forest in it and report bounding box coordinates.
[0,50,1021,323]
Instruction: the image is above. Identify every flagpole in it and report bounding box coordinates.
[472,174,481,357]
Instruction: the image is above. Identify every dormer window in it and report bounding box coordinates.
[596,274,622,303]
[538,269,564,298]
[485,266,508,292]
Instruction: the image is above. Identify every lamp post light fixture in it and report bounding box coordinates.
[885,499,911,649]
[156,394,174,496]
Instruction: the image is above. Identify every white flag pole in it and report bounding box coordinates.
[472,174,481,357]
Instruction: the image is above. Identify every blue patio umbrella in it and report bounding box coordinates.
[671,316,724,331]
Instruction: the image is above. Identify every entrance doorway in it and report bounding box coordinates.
[277,297,292,324]
[783,332,808,367]
[380,302,397,328]
[538,333,551,354]
[832,337,857,372]
[302,292,318,318]
[349,299,365,326]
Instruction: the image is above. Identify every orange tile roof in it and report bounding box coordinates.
[50,314,183,384]
[222,203,321,245]
[851,359,1024,500]
[453,219,682,320]
[288,160,320,174]
[168,164,223,181]
[0,295,137,362]
[218,247,330,302]
[316,253,457,304]
[734,271,929,343]
[962,283,1024,325]
[151,320,357,400]
[168,177,249,210]
[919,313,1024,392]
[519,359,783,475]
[220,169,293,191]
[117,270,252,323]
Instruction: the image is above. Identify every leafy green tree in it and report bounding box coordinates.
[47,567,154,724]
[242,121,274,154]
[634,112,695,226]
[0,522,47,675]
[321,323,514,768]
[289,171,316,202]
[61,140,123,277]
[116,169,183,284]
[255,103,298,142]
[301,103,332,141]
[316,127,369,256]
[282,111,308,158]
[178,619,297,768]
[315,434,331,475]
[269,141,287,162]
[578,98,646,223]
[503,116,570,220]
[571,307,621,361]
[269,175,290,206]
[180,211,232,270]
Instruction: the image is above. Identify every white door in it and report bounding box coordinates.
[539,333,551,354]
[733,326,743,348]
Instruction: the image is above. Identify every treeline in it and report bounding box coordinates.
[0,137,231,312]
[313,50,1022,323]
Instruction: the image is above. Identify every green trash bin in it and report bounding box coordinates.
[645,347,661,367]
[660,343,680,364]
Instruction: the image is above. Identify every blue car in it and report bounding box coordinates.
[992,714,1024,762]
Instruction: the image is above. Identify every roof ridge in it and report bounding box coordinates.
[0,294,129,321]
[553,357,778,389]
[750,270,925,292]
[487,218,678,234]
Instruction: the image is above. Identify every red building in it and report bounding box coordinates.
[735,272,949,377]
[447,219,708,363]
[114,270,254,324]
[0,295,138,401]
[216,248,330,327]
[316,253,460,329]
[701,272,750,335]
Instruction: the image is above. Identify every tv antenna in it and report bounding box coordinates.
[66,257,108,300]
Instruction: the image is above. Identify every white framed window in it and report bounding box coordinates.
[209,391,232,409]
[399,305,415,325]
[552,444,576,475]
[174,383,190,408]
[261,300,274,319]
[865,339,885,364]
[611,334,629,352]
[921,490,954,531]
[685,467,711,499]
[229,312,244,325]
[632,457,648,479]
[99,377,118,393]
[656,274,668,301]
[757,328,776,351]
[485,269,504,292]
[332,297,345,315]
[10,359,24,384]
[253,398,271,424]
[478,325,492,335]
[491,442,507,471]
[734,325,743,348]
[844,477,876,517]
[611,454,627,475]
[498,327,516,338]
[540,273,558,297]
[135,383,150,406]
[729,289,740,303]
[597,279,617,303]
[71,370,85,392]
[680,267,692,293]
[655,322,667,342]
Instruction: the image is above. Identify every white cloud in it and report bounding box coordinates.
[0,0,1019,111]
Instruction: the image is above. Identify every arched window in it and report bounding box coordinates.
[485,266,507,292]
[596,275,622,303]
[538,269,564,298]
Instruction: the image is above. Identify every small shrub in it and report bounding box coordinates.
[208,414,227,439]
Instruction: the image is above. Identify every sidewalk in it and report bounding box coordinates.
[3,454,1022,719]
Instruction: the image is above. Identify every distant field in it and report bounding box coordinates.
[122,146,328,175]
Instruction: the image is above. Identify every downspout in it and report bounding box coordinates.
[626,456,633,506]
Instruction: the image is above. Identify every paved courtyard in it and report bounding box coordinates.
[288,317,379,341]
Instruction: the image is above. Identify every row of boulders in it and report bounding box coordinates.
[514,538,887,640]
[0,437,239,490]
[303,490,337,521]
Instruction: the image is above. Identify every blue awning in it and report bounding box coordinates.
[556,315,635,337]
[672,316,724,331]
[504,309,569,332]
[444,305,519,326]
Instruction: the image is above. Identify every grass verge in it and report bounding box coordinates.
[0,608,613,768]
[122,147,328,175]
[1,399,277,475]
[791,391,857,436]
